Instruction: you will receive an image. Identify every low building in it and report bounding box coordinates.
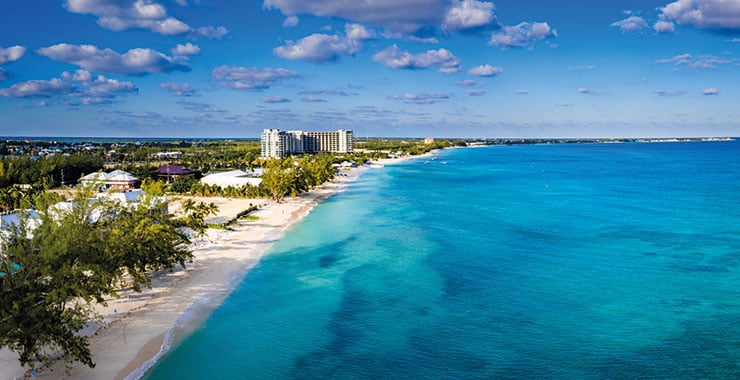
[153,165,195,183]
[200,170,262,188]
[79,169,139,190]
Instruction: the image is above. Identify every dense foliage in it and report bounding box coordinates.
[0,190,193,370]
[0,155,104,189]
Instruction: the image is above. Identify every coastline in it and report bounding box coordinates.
[0,152,433,380]
[2,166,372,380]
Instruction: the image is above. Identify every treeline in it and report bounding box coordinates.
[0,155,104,188]
[161,154,336,202]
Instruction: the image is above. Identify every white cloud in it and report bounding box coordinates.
[0,45,26,64]
[37,43,190,76]
[274,23,375,63]
[515,89,529,94]
[64,0,228,38]
[373,45,462,73]
[466,89,486,96]
[65,0,188,34]
[263,0,450,34]
[261,96,291,103]
[468,64,502,77]
[160,82,198,97]
[211,66,299,90]
[489,22,556,49]
[457,79,478,86]
[389,92,450,104]
[442,0,497,33]
[299,89,351,96]
[0,78,74,98]
[702,87,720,95]
[577,87,598,94]
[171,43,201,58]
[653,20,675,33]
[0,69,136,104]
[283,15,299,27]
[655,53,732,69]
[658,0,740,31]
[195,25,229,40]
[655,53,693,64]
[301,96,327,102]
[611,16,648,32]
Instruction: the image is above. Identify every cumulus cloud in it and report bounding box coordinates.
[655,53,732,69]
[261,96,291,103]
[0,45,26,64]
[263,0,450,34]
[442,0,497,33]
[159,82,197,97]
[611,16,648,32]
[283,15,299,27]
[489,22,556,49]
[388,92,450,104]
[171,43,201,59]
[274,23,375,63]
[373,45,462,73]
[0,69,136,104]
[702,87,719,95]
[37,43,190,76]
[0,78,74,98]
[211,66,299,90]
[195,25,229,40]
[466,89,486,96]
[657,0,740,32]
[653,20,675,33]
[468,64,502,76]
[64,0,229,38]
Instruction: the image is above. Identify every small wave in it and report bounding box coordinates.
[124,293,217,380]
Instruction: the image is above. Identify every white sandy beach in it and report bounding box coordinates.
[1,166,372,380]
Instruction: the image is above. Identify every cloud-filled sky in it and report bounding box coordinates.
[0,0,738,138]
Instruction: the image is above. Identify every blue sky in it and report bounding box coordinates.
[0,0,738,138]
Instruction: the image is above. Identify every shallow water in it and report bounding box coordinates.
[147,141,740,379]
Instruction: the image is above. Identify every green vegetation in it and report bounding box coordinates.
[0,155,104,189]
[0,190,194,370]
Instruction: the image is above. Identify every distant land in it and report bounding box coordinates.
[0,136,735,145]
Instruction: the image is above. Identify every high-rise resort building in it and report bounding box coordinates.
[261,129,354,158]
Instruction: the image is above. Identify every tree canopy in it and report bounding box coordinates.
[0,190,192,370]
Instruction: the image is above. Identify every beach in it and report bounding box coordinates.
[0,166,369,380]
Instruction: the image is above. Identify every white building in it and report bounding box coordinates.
[260,129,353,158]
[201,170,262,188]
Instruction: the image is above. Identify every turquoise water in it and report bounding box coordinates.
[147,141,740,379]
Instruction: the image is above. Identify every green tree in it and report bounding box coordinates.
[0,189,192,370]
[180,199,219,236]
[259,158,294,202]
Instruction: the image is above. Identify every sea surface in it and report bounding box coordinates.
[146,141,739,379]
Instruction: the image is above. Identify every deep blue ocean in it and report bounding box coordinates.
[146,141,739,379]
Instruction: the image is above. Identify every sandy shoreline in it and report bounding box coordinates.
[1,165,374,379]
[0,153,431,380]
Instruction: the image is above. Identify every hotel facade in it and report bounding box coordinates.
[261,129,354,158]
